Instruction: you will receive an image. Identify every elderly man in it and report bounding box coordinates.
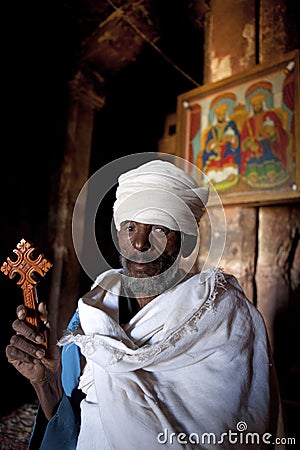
[6,159,280,449]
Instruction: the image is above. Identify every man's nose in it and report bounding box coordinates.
[131,231,151,252]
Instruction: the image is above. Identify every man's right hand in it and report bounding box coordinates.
[6,302,63,420]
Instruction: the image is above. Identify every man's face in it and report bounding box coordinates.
[251,101,263,114]
[117,221,181,279]
[216,111,226,123]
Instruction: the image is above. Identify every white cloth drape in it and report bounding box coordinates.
[59,268,279,449]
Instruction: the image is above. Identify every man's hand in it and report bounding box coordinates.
[6,302,63,420]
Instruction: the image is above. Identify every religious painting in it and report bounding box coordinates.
[176,49,300,205]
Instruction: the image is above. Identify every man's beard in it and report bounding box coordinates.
[120,253,180,297]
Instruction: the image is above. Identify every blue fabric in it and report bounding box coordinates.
[40,393,80,450]
[28,405,49,450]
[61,343,81,397]
[66,310,81,333]
[29,311,82,449]
[29,393,81,450]
[62,310,82,397]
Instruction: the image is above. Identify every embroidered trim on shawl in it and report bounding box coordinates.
[58,268,227,365]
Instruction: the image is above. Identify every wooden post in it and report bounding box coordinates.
[48,69,105,337]
[256,205,300,348]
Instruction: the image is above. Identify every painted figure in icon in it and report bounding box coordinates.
[241,91,290,188]
[200,101,241,191]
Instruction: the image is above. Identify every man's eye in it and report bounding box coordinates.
[120,223,134,232]
[152,227,167,234]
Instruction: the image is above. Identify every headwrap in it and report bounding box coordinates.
[113,160,209,236]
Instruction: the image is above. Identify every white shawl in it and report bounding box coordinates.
[59,268,278,449]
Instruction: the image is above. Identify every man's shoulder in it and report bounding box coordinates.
[192,268,254,311]
[91,268,122,290]
[179,268,247,307]
[214,270,252,305]
[220,270,246,294]
[213,270,265,324]
[180,268,266,334]
[191,267,244,291]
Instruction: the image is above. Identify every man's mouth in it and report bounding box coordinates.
[120,252,179,281]
[123,251,161,264]
[120,253,180,297]
[126,261,161,278]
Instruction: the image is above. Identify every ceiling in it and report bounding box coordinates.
[70,0,207,168]
[2,0,208,246]
[66,0,207,75]
[4,0,207,162]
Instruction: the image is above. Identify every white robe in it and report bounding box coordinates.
[59,268,279,449]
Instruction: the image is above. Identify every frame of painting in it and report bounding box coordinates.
[176,49,300,205]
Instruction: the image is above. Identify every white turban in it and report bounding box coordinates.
[113,160,209,236]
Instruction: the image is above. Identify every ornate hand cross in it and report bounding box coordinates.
[1,239,53,346]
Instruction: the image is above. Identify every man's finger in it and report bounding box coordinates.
[12,319,46,344]
[16,305,27,320]
[9,335,46,359]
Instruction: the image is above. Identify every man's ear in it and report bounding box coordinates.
[181,234,197,258]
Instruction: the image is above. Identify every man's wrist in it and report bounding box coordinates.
[31,372,63,420]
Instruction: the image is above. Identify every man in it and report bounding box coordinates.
[6,159,280,449]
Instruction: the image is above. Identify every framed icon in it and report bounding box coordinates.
[176,49,300,205]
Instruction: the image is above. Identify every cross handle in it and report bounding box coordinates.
[1,239,53,347]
